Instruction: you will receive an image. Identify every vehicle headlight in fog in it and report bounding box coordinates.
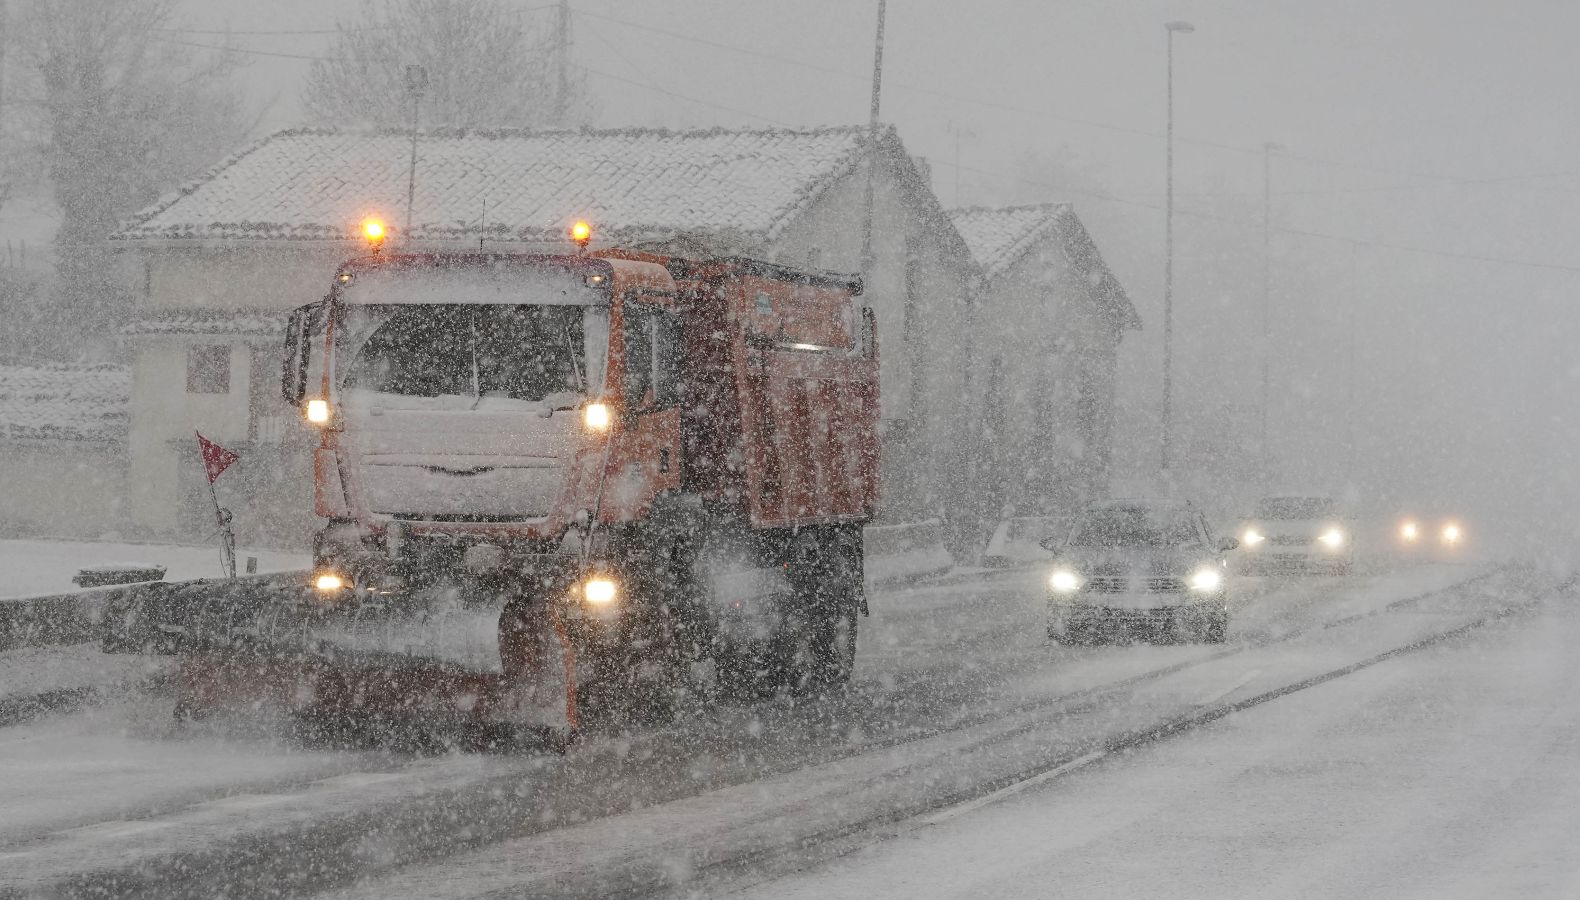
[1442,523,1462,545]
[314,572,345,591]
[1400,521,1420,542]
[583,402,612,431]
[1188,566,1223,592]
[305,398,332,424]
[583,577,618,605]
[1049,569,1082,594]
[1242,529,1265,547]
[1319,528,1346,549]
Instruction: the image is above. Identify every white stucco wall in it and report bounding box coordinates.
[976,237,1125,519]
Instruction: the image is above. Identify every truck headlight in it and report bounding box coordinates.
[305,398,332,425]
[1242,529,1265,547]
[1319,528,1346,549]
[1442,523,1462,544]
[314,572,346,592]
[1049,569,1082,594]
[1400,521,1420,542]
[1188,566,1223,592]
[583,577,618,605]
[583,402,611,431]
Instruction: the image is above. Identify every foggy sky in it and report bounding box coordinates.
[142,1,1580,552]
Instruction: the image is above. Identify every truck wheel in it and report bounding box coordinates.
[1204,608,1229,644]
[714,644,780,702]
[788,529,862,695]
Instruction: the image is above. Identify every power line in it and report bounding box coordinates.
[934,156,1580,274]
[571,7,1556,192]
[573,64,788,126]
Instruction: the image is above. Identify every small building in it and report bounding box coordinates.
[947,204,1138,531]
[110,125,982,546]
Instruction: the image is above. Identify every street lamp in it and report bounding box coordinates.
[1260,140,1283,488]
[1161,20,1193,477]
[404,64,428,243]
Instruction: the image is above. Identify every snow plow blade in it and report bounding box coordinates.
[101,576,577,752]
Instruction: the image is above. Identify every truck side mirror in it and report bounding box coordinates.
[282,306,307,404]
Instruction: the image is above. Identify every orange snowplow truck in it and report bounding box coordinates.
[166,249,878,747]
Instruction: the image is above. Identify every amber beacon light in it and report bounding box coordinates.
[570,220,593,249]
[363,218,386,253]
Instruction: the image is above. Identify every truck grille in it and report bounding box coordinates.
[1085,576,1185,593]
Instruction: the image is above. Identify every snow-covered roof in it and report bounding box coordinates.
[948,204,1140,330]
[115,126,882,248]
[120,308,294,339]
[949,204,1074,280]
[0,363,130,443]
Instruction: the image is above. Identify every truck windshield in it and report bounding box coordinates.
[1070,507,1201,548]
[340,304,607,403]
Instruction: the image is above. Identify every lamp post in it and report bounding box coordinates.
[1161,20,1193,478]
[404,64,428,243]
[1260,140,1282,488]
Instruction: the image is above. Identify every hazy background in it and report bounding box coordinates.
[7,0,1577,556]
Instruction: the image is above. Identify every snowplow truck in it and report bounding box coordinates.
[142,250,879,746]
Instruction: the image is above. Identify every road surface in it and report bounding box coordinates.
[0,559,1551,898]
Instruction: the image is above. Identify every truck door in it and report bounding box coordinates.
[606,295,684,518]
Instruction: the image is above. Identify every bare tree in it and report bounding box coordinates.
[9,0,248,354]
[303,0,589,131]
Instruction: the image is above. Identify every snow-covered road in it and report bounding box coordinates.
[729,574,1580,899]
[0,560,1543,897]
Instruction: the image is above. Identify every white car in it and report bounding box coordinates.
[1236,495,1354,575]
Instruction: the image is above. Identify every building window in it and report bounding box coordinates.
[187,345,231,394]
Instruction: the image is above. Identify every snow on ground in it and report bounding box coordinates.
[733,581,1579,899]
[0,538,307,599]
[0,644,169,703]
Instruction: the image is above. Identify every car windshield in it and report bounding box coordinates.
[340,304,605,403]
[1070,506,1201,548]
[1255,497,1336,520]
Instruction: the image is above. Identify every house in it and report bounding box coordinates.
[109,125,983,547]
[947,204,1138,532]
[0,362,130,537]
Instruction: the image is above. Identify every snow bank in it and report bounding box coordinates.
[864,519,954,585]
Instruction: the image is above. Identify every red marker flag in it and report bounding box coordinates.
[196,432,240,484]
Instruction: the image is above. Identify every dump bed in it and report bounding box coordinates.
[674,258,879,529]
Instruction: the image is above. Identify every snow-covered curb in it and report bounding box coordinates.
[864,519,954,585]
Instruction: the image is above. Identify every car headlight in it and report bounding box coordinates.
[1242,529,1264,547]
[314,572,346,592]
[1049,569,1082,594]
[1400,521,1420,542]
[1442,523,1462,544]
[583,577,618,605]
[1319,528,1346,549]
[1188,566,1223,592]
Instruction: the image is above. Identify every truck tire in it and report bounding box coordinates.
[1204,608,1229,644]
[787,528,861,695]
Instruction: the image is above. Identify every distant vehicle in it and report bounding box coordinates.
[1396,515,1467,558]
[1237,495,1354,575]
[1042,499,1236,644]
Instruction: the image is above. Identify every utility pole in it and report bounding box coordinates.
[1260,141,1281,488]
[858,0,887,281]
[1161,20,1193,478]
[555,0,572,126]
[404,64,428,243]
